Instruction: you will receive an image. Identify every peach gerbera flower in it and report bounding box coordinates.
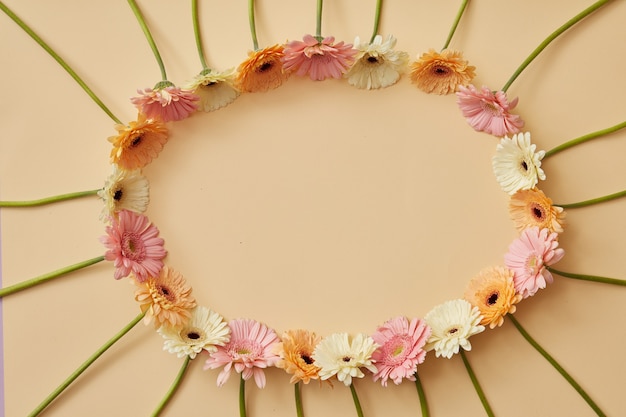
[235,45,290,93]
[410,49,475,95]
[274,329,322,384]
[134,266,197,328]
[510,188,566,234]
[282,35,356,81]
[464,266,523,329]
[108,115,169,170]
[131,82,199,122]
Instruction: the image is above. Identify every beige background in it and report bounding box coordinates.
[1,0,625,416]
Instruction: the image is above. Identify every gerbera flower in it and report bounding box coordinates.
[464,266,523,329]
[183,68,240,112]
[504,227,565,299]
[492,132,546,194]
[409,49,475,95]
[371,316,430,386]
[98,166,149,220]
[131,81,199,122]
[158,306,230,359]
[100,209,166,281]
[345,34,409,90]
[456,84,524,137]
[423,299,484,359]
[108,114,169,170]
[204,319,280,388]
[282,35,357,81]
[312,333,378,386]
[134,266,196,328]
[274,329,322,384]
[235,45,289,93]
[510,188,566,234]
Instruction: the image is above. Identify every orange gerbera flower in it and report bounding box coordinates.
[409,49,475,95]
[274,329,322,384]
[108,114,168,170]
[134,266,197,329]
[509,188,566,234]
[464,266,522,329]
[235,45,290,93]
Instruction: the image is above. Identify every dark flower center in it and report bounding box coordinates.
[447,327,458,335]
[187,331,201,340]
[257,61,273,73]
[130,134,143,148]
[342,356,352,362]
[157,285,176,302]
[300,354,314,365]
[113,188,123,201]
[366,55,379,64]
[432,65,451,76]
[521,160,529,171]
[487,291,499,305]
[532,205,545,220]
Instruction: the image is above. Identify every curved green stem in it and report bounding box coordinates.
[315,0,323,41]
[0,256,105,298]
[239,374,247,417]
[151,356,191,416]
[295,382,304,417]
[349,383,364,417]
[555,189,626,209]
[192,0,209,70]
[28,311,146,417]
[369,0,383,44]
[0,2,122,124]
[248,0,259,50]
[442,0,469,51]
[547,267,626,286]
[544,120,626,159]
[127,0,168,81]
[460,350,494,417]
[414,370,430,417]
[502,0,614,93]
[0,189,100,208]
[509,315,606,416]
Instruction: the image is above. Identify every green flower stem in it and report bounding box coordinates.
[295,382,304,417]
[501,0,614,93]
[127,0,168,81]
[0,256,105,298]
[0,1,122,124]
[239,374,247,417]
[414,370,430,417]
[315,0,324,41]
[547,266,626,287]
[555,189,626,209]
[368,0,383,44]
[544,120,626,159]
[508,315,606,416]
[441,0,469,51]
[349,383,364,417]
[192,0,209,70]
[152,356,191,416]
[0,189,100,208]
[28,311,146,417]
[460,350,494,417]
[248,0,259,51]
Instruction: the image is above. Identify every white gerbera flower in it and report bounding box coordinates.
[183,68,240,112]
[312,332,378,386]
[345,34,409,90]
[158,306,230,359]
[98,166,149,220]
[423,299,485,359]
[492,132,546,195]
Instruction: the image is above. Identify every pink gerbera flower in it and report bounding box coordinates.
[131,81,199,122]
[504,226,565,298]
[100,209,167,281]
[371,316,431,386]
[204,319,280,388]
[456,85,524,137]
[282,34,356,81]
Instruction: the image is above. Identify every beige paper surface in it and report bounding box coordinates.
[1,1,625,416]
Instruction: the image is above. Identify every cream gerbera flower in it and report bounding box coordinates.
[183,68,240,112]
[312,333,378,386]
[345,35,409,90]
[493,132,546,195]
[423,299,484,358]
[464,266,523,329]
[98,166,149,220]
[158,306,230,359]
